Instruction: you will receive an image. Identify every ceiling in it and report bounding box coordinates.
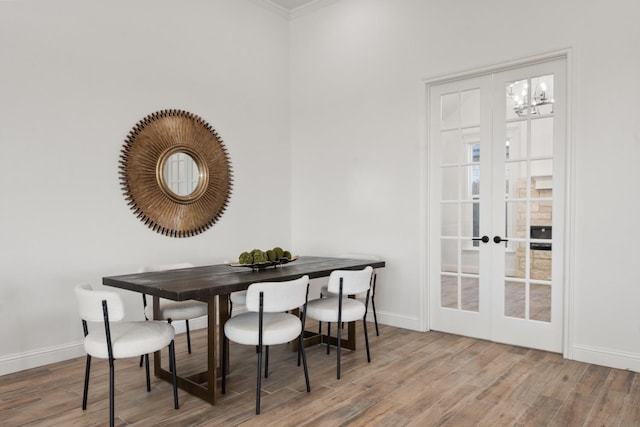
[268,0,319,10]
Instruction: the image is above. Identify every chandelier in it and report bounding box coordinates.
[507,79,554,117]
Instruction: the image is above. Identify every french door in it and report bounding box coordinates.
[428,58,566,352]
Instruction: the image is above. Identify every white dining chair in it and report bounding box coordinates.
[224,260,247,317]
[75,284,178,427]
[222,275,311,414]
[229,290,247,316]
[140,263,208,354]
[319,254,381,336]
[306,266,373,379]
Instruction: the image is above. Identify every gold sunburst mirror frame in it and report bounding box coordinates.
[119,109,233,237]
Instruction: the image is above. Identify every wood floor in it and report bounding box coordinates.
[2,322,640,426]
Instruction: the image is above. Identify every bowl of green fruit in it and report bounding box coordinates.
[228,246,297,271]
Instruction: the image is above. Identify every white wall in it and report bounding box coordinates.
[3,0,640,376]
[290,0,640,370]
[0,0,291,374]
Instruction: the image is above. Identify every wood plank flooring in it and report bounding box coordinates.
[2,322,639,426]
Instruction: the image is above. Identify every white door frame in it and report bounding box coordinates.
[419,48,574,358]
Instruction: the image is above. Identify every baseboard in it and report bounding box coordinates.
[223,307,418,332]
[571,344,640,372]
[1,309,417,376]
[0,319,212,377]
[370,310,422,332]
[0,341,86,376]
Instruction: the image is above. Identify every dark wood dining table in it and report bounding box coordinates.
[102,255,385,405]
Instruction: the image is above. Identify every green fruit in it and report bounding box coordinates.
[251,249,268,263]
[283,250,292,259]
[273,247,284,259]
[266,250,276,262]
[238,252,253,264]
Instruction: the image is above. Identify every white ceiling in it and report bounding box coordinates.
[255,0,337,17]
[268,0,318,10]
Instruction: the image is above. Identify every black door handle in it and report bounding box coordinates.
[493,236,509,244]
[472,235,490,243]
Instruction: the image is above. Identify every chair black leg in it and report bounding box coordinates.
[167,319,176,365]
[145,354,151,392]
[371,296,379,336]
[108,359,115,427]
[169,340,179,409]
[186,320,192,354]
[326,322,331,355]
[363,315,371,363]
[318,292,323,336]
[139,354,144,367]
[256,345,262,415]
[336,319,342,380]
[299,334,311,392]
[82,355,91,410]
[264,345,270,378]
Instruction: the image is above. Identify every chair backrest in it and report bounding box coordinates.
[140,262,195,273]
[75,283,125,322]
[340,254,380,293]
[246,275,309,313]
[327,266,373,295]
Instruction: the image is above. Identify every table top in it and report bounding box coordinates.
[102,256,385,301]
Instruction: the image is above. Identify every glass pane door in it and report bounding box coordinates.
[429,57,566,353]
[491,59,566,352]
[440,91,482,312]
[430,75,493,339]
[503,76,554,321]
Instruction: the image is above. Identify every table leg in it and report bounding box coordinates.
[153,296,161,377]
[321,321,355,350]
[152,295,219,405]
[292,307,356,351]
[218,294,230,373]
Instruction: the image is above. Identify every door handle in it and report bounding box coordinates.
[472,235,490,243]
[493,235,509,244]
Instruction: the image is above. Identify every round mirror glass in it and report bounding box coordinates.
[162,151,201,197]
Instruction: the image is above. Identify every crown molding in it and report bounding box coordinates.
[250,0,340,20]
[249,0,291,19]
[289,0,340,19]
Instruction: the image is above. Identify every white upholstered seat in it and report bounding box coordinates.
[225,311,301,345]
[84,320,175,359]
[305,297,366,323]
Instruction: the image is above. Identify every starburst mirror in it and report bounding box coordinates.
[119,110,233,237]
